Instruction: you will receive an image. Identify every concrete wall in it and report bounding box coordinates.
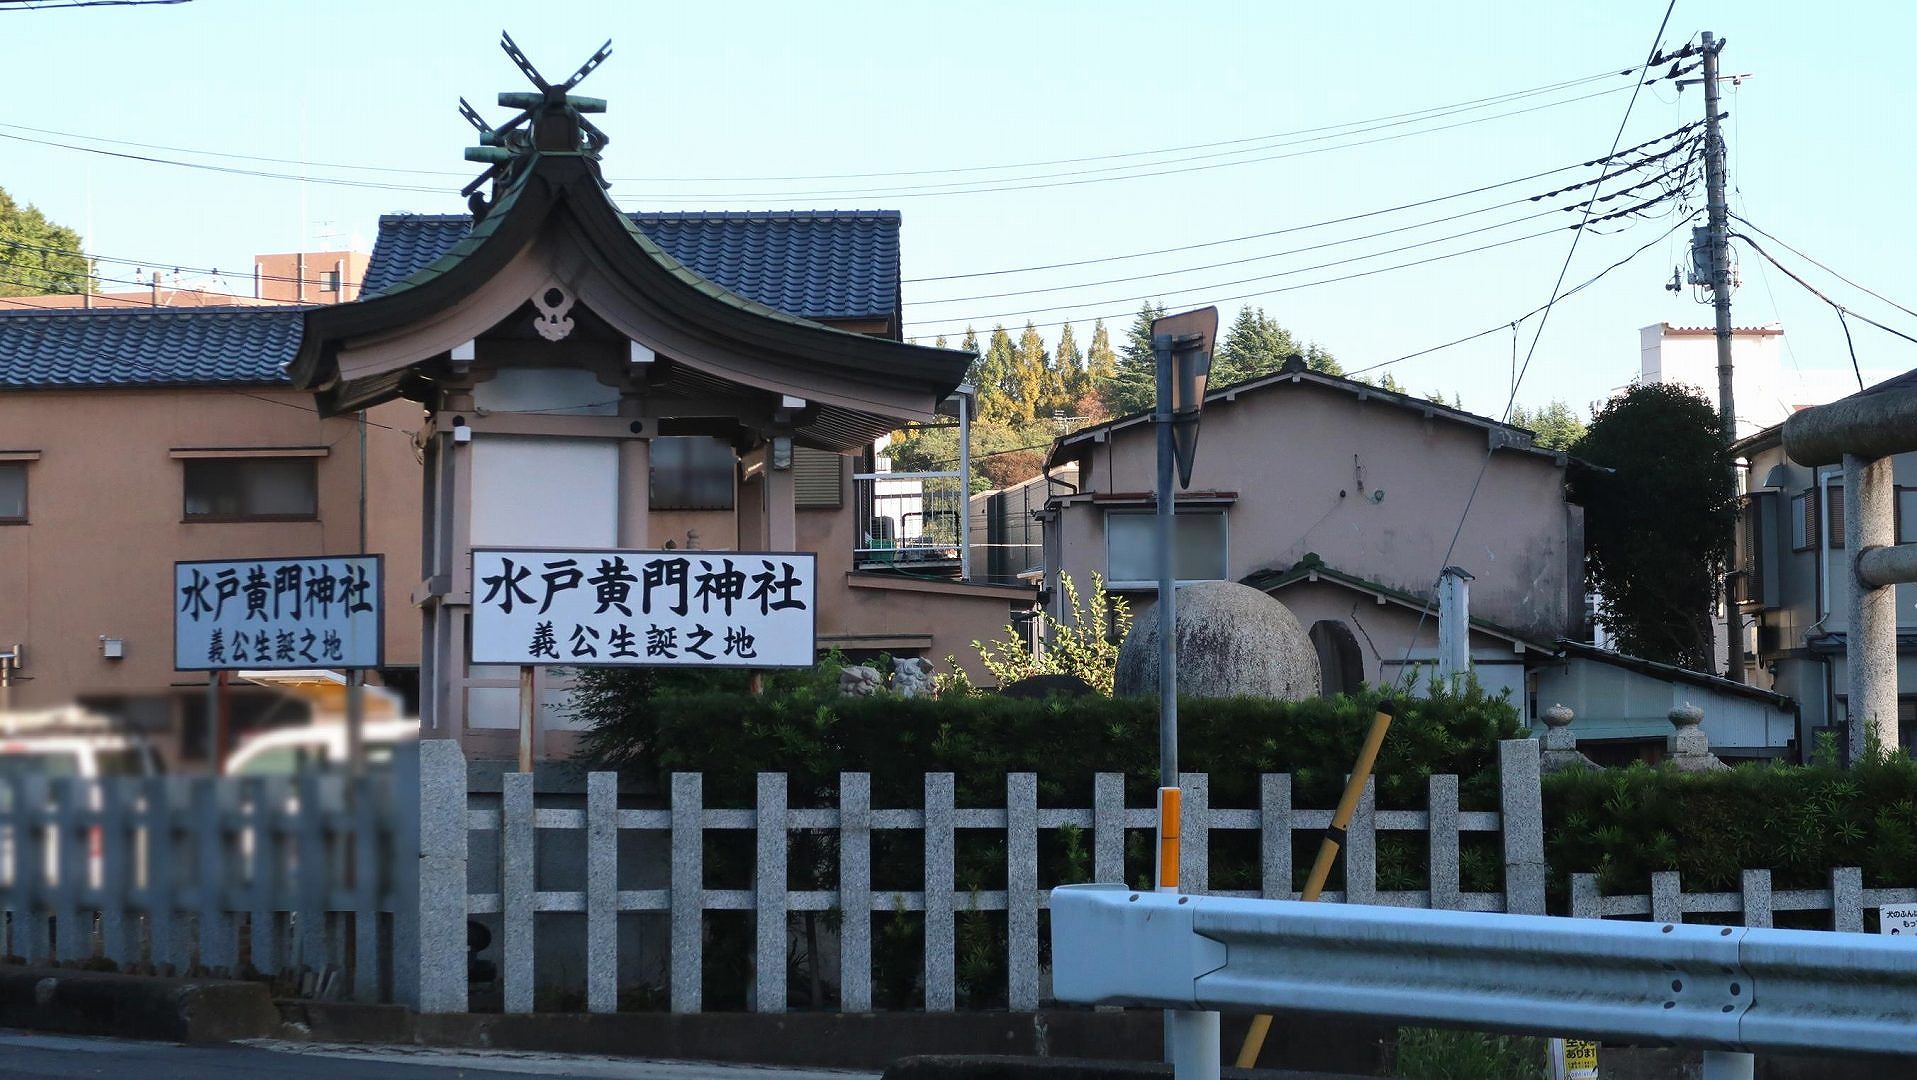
[1532,656,1795,754]
[1259,579,1531,712]
[0,387,421,740]
[1052,378,1578,645]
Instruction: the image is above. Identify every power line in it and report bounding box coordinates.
[1344,211,1703,379]
[1731,231,1917,392]
[1389,0,1680,687]
[1729,213,1917,321]
[0,83,1642,204]
[904,183,1693,333]
[911,151,1700,307]
[0,64,1641,187]
[614,85,1644,202]
[0,0,189,7]
[903,123,1704,283]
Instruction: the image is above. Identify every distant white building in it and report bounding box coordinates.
[1637,322,1895,438]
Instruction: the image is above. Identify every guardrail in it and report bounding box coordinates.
[1051,884,1917,1075]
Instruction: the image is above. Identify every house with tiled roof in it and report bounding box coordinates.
[0,147,1027,768]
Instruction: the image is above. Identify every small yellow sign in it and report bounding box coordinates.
[1562,1038,1599,1079]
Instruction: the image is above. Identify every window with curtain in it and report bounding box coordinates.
[183,458,317,521]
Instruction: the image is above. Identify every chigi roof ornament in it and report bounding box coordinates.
[459,32,613,221]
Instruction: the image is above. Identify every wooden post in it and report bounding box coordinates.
[517,665,535,773]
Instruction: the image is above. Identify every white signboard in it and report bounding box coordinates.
[470,548,817,668]
[1881,905,1917,937]
[175,556,383,671]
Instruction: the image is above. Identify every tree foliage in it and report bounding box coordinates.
[1508,400,1587,451]
[1568,383,1735,670]
[963,573,1130,693]
[0,185,88,297]
[1214,306,1342,384]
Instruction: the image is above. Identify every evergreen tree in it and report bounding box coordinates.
[958,326,982,390]
[1009,321,1050,421]
[1053,322,1084,415]
[1569,384,1735,669]
[0,185,89,296]
[1108,301,1167,416]
[1303,342,1343,376]
[1214,306,1300,386]
[978,326,1020,423]
[933,334,948,349]
[1507,400,1587,451]
[1083,319,1119,420]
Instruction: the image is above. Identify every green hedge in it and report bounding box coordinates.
[1542,754,1917,914]
[570,668,1523,1009]
[572,666,1524,813]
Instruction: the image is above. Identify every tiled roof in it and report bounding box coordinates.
[0,306,306,388]
[362,210,902,322]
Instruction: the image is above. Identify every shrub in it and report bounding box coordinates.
[571,669,1523,1008]
[1542,752,1917,906]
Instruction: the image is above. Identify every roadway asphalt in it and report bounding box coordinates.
[0,1031,880,1080]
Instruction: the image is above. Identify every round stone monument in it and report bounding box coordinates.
[1114,580,1320,700]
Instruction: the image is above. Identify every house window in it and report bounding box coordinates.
[183,458,318,521]
[319,269,342,293]
[1899,487,1917,545]
[1827,484,1845,549]
[1105,509,1227,588]
[0,463,25,523]
[650,437,735,511]
[1791,489,1816,551]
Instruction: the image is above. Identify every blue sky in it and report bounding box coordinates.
[2,0,1910,420]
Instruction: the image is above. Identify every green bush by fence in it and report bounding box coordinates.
[1542,752,1917,906]
[572,665,1524,813]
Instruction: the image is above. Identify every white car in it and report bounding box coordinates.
[0,707,163,781]
[224,718,419,776]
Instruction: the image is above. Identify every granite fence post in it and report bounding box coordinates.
[1427,774,1461,910]
[669,772,703,1014]
[500,772,535,1014]
[585,770,618,1014]
[1260,774,1292,900]
[1006,772,1039,1011]
[411,739,468,1014]
[753,772,788,1014]
[1498,739,1547,915]
[838,773,872,1013]
[923,773,956,1013]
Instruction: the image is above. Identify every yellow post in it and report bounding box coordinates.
[1156,786,1182,890]
[1235,703,1396,1068]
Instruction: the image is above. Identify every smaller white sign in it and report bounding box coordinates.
[1880,905,1917,937]
[470,548,817,668]
[175,556,383,671]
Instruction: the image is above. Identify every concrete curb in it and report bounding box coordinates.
[881,1055,1358,1079]
[271,1004,1396,1073]
[0,965,279,1044]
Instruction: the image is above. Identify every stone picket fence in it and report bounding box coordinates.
[2,731,1912,1014]
[416,739,1549,1014]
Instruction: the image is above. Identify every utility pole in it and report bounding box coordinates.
[1701,30,1746,684]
